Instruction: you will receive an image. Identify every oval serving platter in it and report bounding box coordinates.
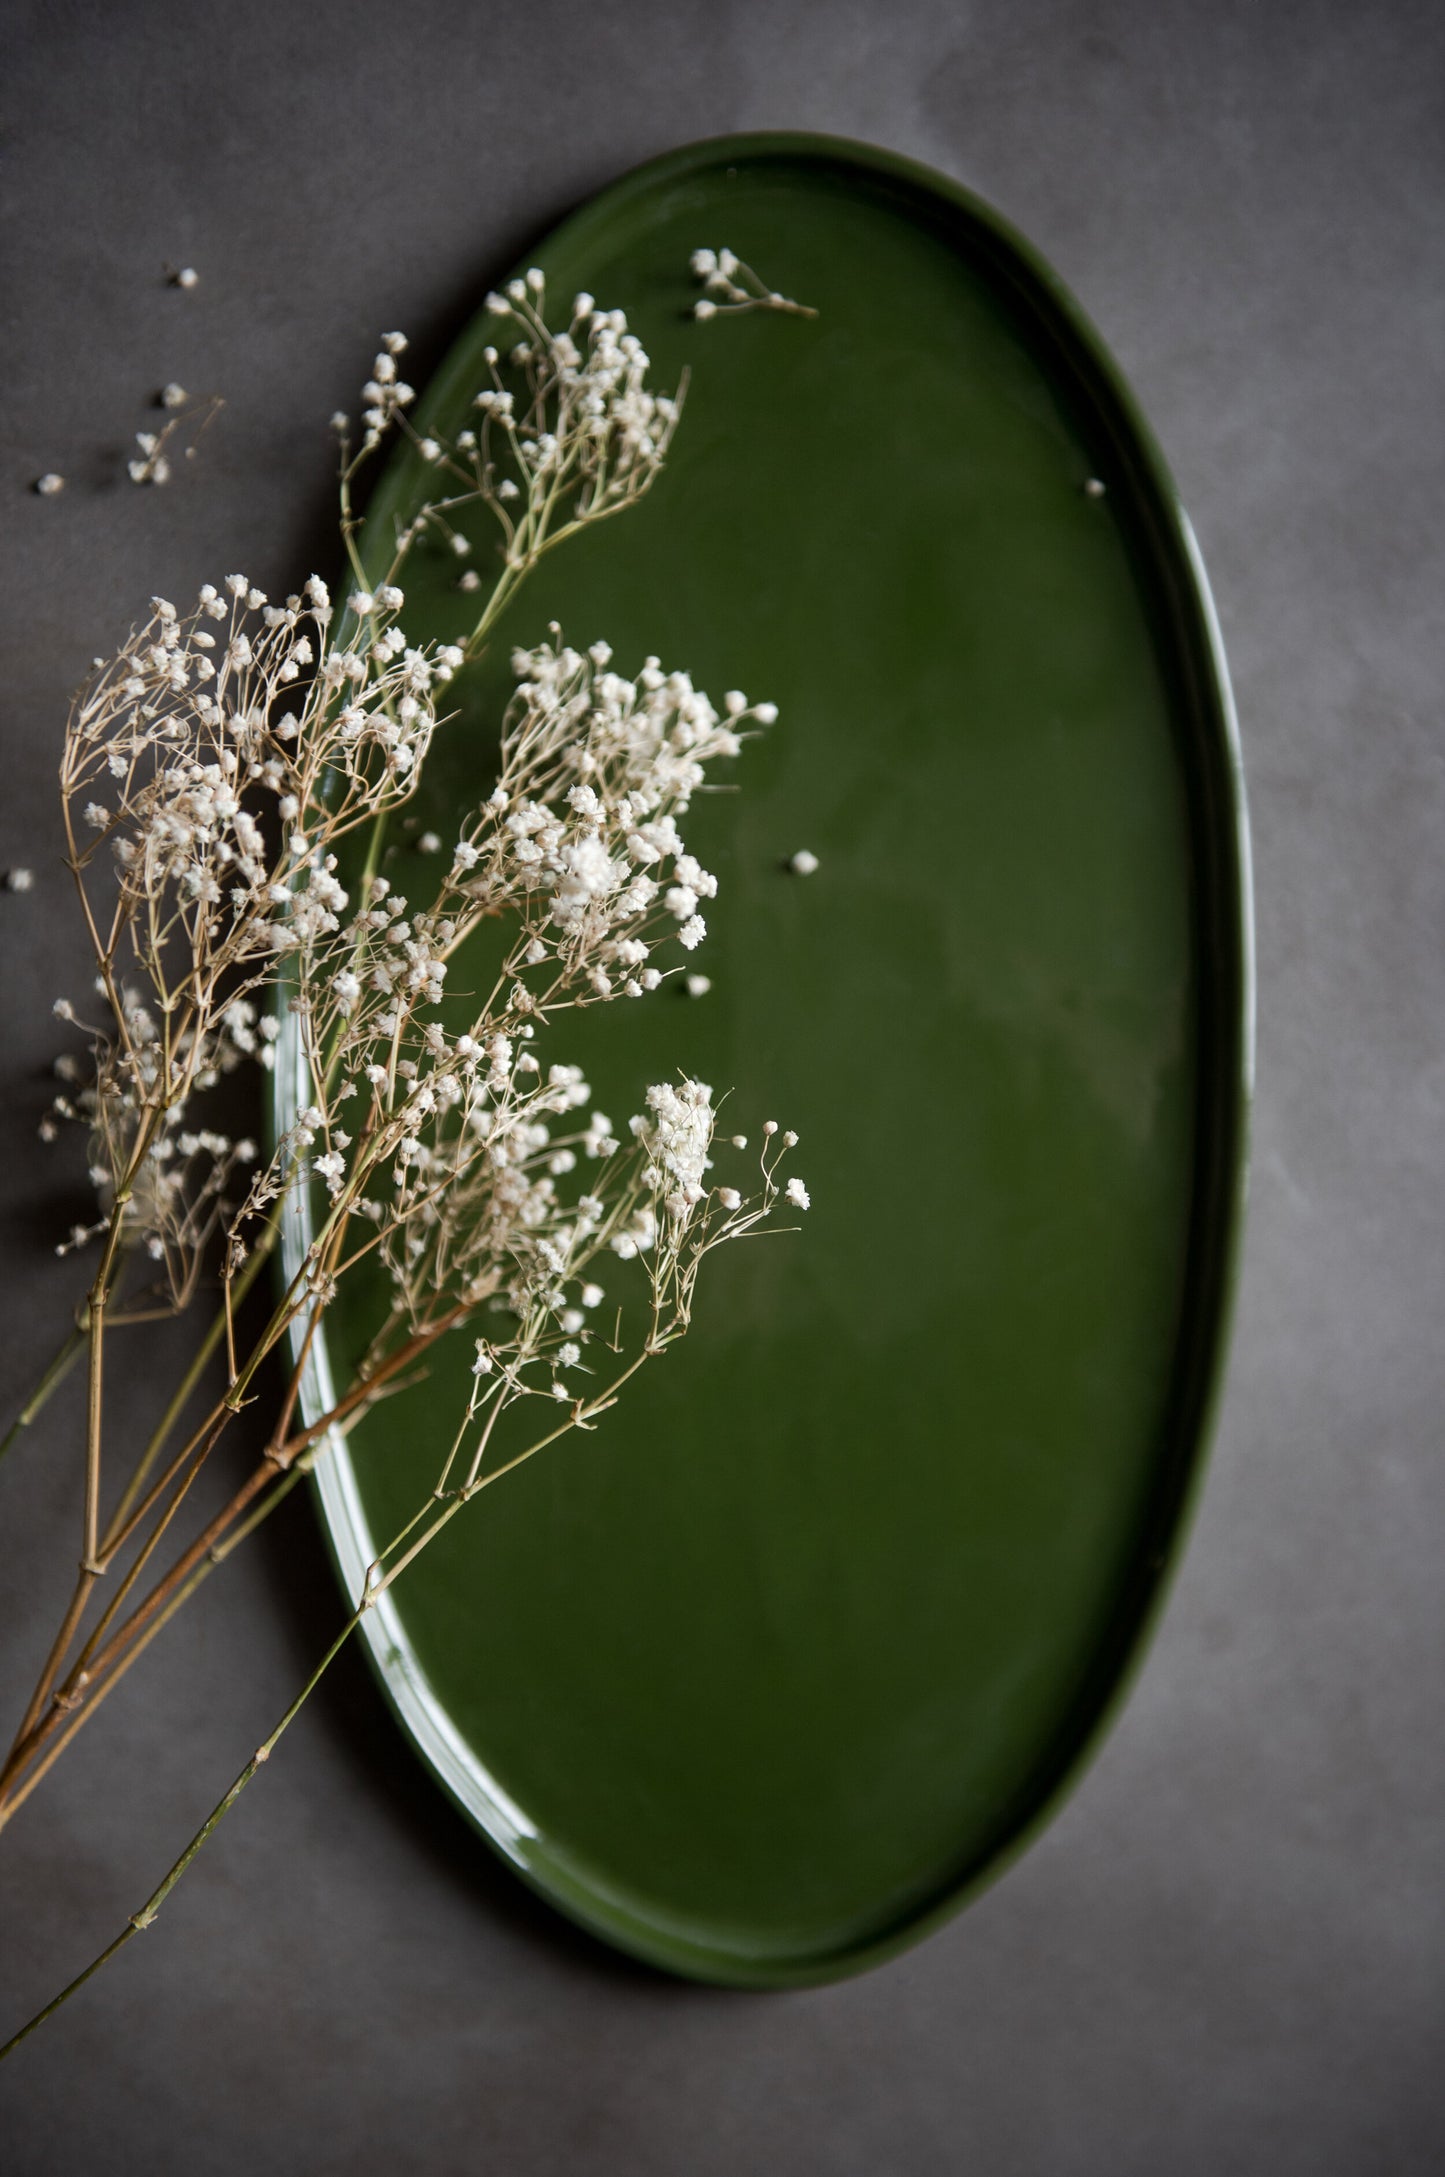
[280,133,1251,1985]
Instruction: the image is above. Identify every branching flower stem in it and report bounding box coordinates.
[1,252,818,2056]
[0,1303,701,2062]
[104,1223,278,1537]
[0,1286,472,1825]
[0,1454,317,1839]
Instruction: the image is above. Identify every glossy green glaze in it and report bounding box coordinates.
[287,135,1251,1984]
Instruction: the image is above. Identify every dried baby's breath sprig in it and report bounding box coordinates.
[270,627,786,1457]
[2,275,706,1831]
[690,246,817,321]
[127,393,224,485]
[342,274,686,640]
[34,280,697,1332]
[0,267,817,2060]
[51,571,452,1304]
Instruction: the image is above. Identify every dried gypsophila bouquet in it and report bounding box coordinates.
[0,259,813,2057]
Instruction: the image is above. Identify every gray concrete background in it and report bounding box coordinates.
[1,1,1442,2169]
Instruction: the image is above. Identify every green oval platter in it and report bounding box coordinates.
[279,133,1252,1986]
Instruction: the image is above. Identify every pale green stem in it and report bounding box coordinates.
[0,1326,88,1472]
[0,1604,358,2066]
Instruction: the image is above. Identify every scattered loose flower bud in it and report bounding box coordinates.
[688,245,816,319]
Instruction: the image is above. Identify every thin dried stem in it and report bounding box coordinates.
[2,1302,706,2054]
[103,1225,277,1544]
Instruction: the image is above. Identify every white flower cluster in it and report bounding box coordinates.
[355,331,416,449]
[689,247,817,323]
[45,983,261,1292]
[475,271,682,536]
[351,1050,802,1416]
[634,1077,714,1221]
[50,584,801,1336]
[345,274,684,608]
[266,633,782,1375]
[66,574,447,922]
[435,635,776,988]
[49,569,462,1289]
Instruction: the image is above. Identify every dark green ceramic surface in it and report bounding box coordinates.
[294,135,1251,1984]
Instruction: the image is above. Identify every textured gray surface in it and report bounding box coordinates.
[2,1,1442,2169]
